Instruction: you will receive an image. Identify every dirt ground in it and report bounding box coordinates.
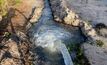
[0,0,44,65]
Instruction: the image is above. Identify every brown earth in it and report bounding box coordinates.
[0,0,44,65]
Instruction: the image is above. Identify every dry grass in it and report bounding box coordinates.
[0,0,20,16]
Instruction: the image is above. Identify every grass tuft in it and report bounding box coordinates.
[96,40,104,47]
[0,0,20,16]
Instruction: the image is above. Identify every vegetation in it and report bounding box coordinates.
[0,0,7,16]
[4,32,11,38]
[96,40,104,47]
[0,0,20,16]
[67,44,90,65]
[89,40,104,47]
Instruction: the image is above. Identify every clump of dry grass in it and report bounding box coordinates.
[0,0,20,16]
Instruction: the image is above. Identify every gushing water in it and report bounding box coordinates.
[55,40,74,65]
[28,0,74,65]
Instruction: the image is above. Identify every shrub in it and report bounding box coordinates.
[96,40,104,47]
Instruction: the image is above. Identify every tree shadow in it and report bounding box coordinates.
[0,8,15,42]
[0,7,36,42]
[14,7,36,27]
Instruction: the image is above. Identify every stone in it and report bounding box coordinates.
[0,15,2,21]
[29,0,44,23]
[99,28,107,37]
[5,39,20,58]
[81,21,97,39]
[81,43,107,65]
[0,39,22,65]
[1,58,17,65]
[67,0,107,26]
[6,0,44,31]
[50,0,98,41]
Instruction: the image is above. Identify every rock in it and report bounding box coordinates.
[66,0,107,26]
[50,0,80,26]
[98,36,107,48]
[1,58,18,65]
[5,39,20,58]
[0,39,22,65]
[26,0,44,30]
[50,0,67,23]
[0,32,31,65]
[81,43,107,65]
[0,15,2,21]
[7,0,44,31]
[16,31,28,41]
[0,0,41,65]
[0,50,5,61]
[95,27,107,47]
[50,0,98,41]
[80,21,98,40]
[29,0,44,23]
[98,28,107,38]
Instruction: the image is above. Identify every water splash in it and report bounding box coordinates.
[32,29,74,65]
[55,40,74,65]
[28,0,74,65]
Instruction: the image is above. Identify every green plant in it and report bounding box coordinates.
[4,32,11,38]
[67,44,76,53]
[67,44,90,65]
[15,0,21,5]
[96,40,104,47]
